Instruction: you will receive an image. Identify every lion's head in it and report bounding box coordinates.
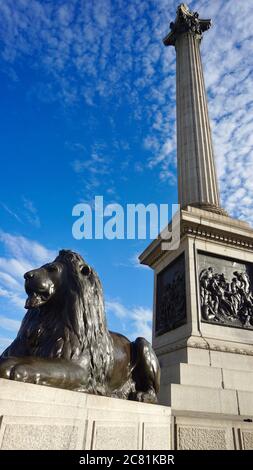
[22,250,114,394]
[24,250,92,309]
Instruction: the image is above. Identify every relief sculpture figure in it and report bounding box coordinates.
[200,266,253,328]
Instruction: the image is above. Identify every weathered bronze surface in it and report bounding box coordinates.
[199,252,253,329]
[155,254,186,335]
[0,250,160,403]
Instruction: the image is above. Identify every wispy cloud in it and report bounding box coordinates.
[0,336,12,352]
[0,287,25,309]
[71,142,111,193]
[190,0,253,224]
[0,0,177,186]
[1,198,41,228]
[0,231,55,265]
[0,230,57,353]
[23,197,41,228]
[0,0,252,222]
[0,315,21,332]
[1,202,23,224]
[130,253,149,270]
[106,299,152,342]
[69,139,122,204]
[0,230,56,310]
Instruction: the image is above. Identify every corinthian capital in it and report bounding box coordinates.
[163,3,211,47]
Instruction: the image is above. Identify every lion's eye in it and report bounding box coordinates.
[81,264,91,276]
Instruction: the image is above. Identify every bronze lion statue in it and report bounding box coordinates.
[0,250,160,403]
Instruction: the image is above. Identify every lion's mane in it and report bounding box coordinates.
[5,250,114,395]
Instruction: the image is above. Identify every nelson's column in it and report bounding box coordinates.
[140,4,253,449]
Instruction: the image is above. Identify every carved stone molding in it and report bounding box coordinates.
[156,339,253,358]
[163,3,211,47]
[188,341,253,357]
[185,202,228,217]
[183,225,253,250]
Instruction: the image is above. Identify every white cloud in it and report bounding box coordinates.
[193,0,253,224]
[0,336,12,353]
[68,140,117,202]
[0,1,252,220]
[0,315,21,332]
[0,0,177,186]
[0,258,31,281]
[130,253,149,270]
[1,202,23,223]
[0,231,55,266]
[106,300,128,319]
[0,231,57,353]
[23,197,41,228]
[0,230,56,311]
[130,307,153,341]
[106,299,152,342]
[0,287,25,309]
[0,272,21,289]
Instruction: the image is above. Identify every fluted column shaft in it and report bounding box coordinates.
[176,32,220,209]
[163,4,226,215]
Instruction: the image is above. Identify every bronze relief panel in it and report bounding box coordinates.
[198,252,253,330]
[155,254,186,336]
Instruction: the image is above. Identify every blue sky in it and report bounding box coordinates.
[0,0,253,353]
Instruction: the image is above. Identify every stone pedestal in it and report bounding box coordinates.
[0,379,171,450]
[137,5,253,449]
[1,374,253,450]
[140,206,253,430]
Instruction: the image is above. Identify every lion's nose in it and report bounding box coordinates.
[24,271,35,280]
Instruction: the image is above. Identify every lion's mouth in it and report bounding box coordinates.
[25,290,53,309]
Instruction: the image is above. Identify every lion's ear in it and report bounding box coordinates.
[80,264,91,277]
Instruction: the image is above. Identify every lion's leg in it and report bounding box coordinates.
[0,356,90,392]
[131,337,160,404]
[0,357,26,379]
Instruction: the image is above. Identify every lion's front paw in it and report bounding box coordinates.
[0,357,23,380]
[0,359,42,385]
[136,389,158,404]
[9,364,41,384]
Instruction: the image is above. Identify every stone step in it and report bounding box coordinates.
[170,383,253,417]
[161,363,222,388]
[170,383,238,415]
[187,345,253,372]
[223,369,253,393]
[161,363,253,393]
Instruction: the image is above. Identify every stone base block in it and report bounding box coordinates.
[158,341,253,372]
[160,380,253,418]
[0,379,171,450]
[174,415,253,450]
[171,384,238,415]
[160,363,253,394]
[161,363,222,389]
[1,378,253,450]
